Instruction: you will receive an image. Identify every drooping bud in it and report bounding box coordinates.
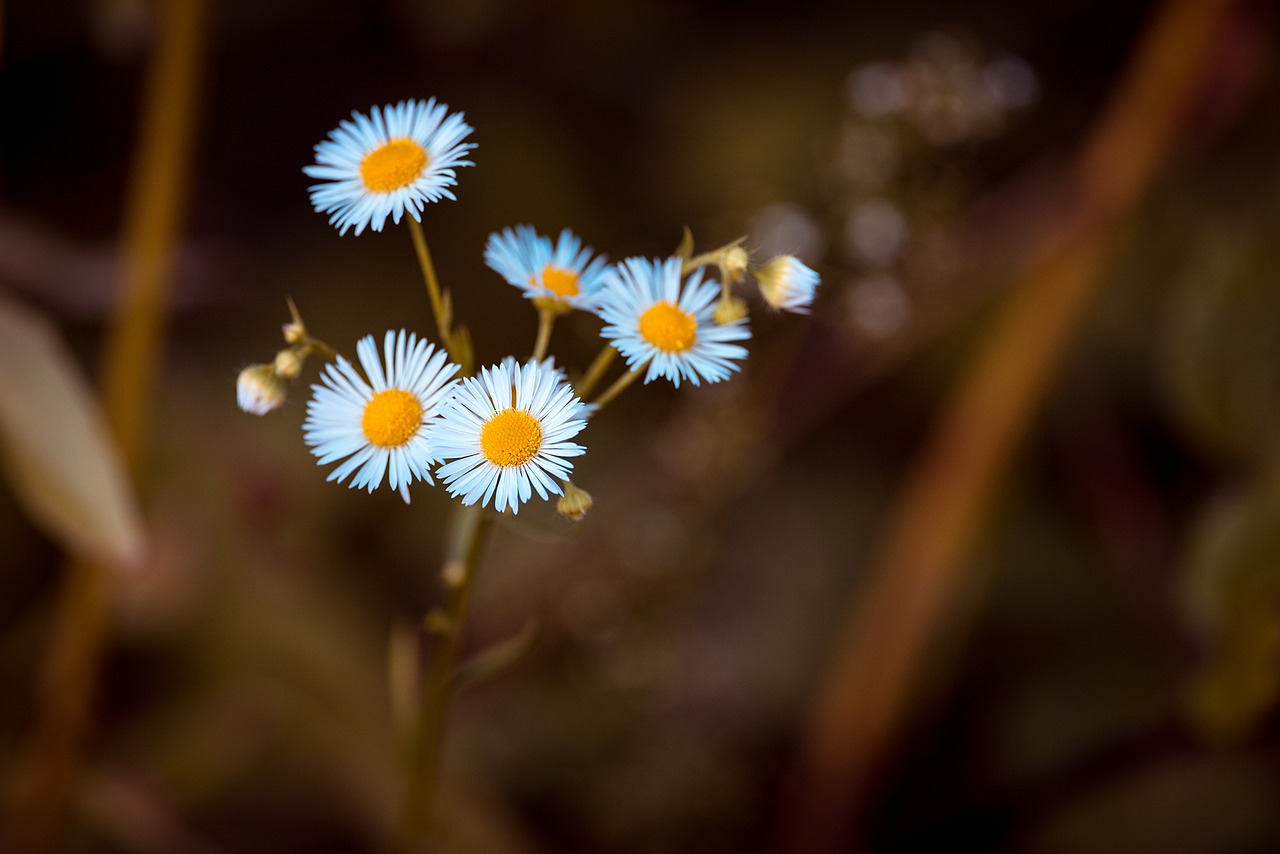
[273,347,305,380]
[237,364,287,415]
[557,482,593,521]
[755,255,820,313]
[713,295,749,325]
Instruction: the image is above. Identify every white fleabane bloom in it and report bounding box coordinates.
[484,225,609,313]
[597,256,751,387]
[304,99,475,236]
[304,330,459,503]
[432,360,587,514]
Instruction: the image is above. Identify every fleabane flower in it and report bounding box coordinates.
[498,355,598,420]
[304,330,459,503]
[304,98,475,236]
[755,255,820,313]
[484,226,609,313]
[432,360,587,514]
[598,256,751,387]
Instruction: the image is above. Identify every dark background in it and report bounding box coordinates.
[4,0,1280,851]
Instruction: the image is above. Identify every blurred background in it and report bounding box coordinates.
[3,0,1280,851]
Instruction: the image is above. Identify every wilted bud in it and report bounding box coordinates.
[282,296,308,345]
[713,295,749,325]
[756,255,820,313]
[237,364,287,415]
[719,245,750,285]
[273,347,304,380]
[557,482,593,521]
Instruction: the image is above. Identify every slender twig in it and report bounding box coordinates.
[777,1,1237,851]
[591,364,645,411]
[531,307,555,363]
[574,345,617,401]
[406,217,453,353]
[396,505,492,852]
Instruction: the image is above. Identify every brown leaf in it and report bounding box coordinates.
[0,293,144,571]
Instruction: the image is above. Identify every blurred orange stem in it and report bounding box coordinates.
[3,0,206,850]
[781,0,1235,849]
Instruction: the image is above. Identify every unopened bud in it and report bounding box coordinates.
[720,245,750,285]
[237,364,286,415]
[713,295,749,325]
[755,255,820,314]
[273,347,304,380]
[557,483,593,521]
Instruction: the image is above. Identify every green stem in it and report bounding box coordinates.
[531,308,555,363]
[396,505,491,852]
[574,345,616,401]
[406,217,454,357]
[591,363,645,411]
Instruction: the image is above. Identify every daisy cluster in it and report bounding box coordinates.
[238,98,821,516]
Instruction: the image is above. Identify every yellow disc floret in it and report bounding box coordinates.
[541,265,581,299]
[481,408,543,467]
[359,138,429,193]
[362,389,423,448]
[639,301,697,353]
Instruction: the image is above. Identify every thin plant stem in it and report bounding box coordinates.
[3,1,206,850]
[574,344,616,400]
[776,1,1236,849]
[591,363,645,411]
[406,216,453,356]
[396,505,492,852]
[681,250,720,273]
[531,308,555,363]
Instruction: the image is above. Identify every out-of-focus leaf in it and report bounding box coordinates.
[452,620,539,692]
[0,293,144,572]
[1178,466,1280,743]
[1163,222,1280,461]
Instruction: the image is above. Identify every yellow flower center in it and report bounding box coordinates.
[361,389,423,448]
[638,301,697,353]
[481,408,542,467]
[541,265,580,299]
[359,138,429,193]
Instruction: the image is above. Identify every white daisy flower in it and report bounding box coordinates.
[304,98,475,236]
[598,256,751,387]
[756,255,820,313]
[432,360,587,514]
[498,355,598,420]
[484,225,609,313]
[304,330,459,503]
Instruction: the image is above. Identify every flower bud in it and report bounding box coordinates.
[557,482,593,521]
[755,255,820,313]
[237,364,286,415]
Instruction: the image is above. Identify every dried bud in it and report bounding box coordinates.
[557,483,593,521]
[273,347,305,380]
[719,245,750,285]
[713,295,749,325]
